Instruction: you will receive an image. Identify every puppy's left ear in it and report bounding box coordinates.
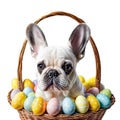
[69,23,90,61]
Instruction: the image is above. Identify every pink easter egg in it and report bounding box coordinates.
[47,97,61,116]
[87,87,99,96]
[34,83,38,92]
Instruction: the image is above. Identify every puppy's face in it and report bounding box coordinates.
[36,46,76,93]
[26,23,90,96]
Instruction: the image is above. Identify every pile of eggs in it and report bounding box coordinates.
[10,76,112,116]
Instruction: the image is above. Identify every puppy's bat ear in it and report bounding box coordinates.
[26,23,47,57]
[69,23,90,61]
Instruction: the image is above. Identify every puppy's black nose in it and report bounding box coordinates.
[48,69,59,79]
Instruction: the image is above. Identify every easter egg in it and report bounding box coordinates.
[11,78,18,89]
[62,97,75,115]
[87,77,96,87]
[47,97,61,116]
[87,95,100,112]
[32,96,46,115]
[33,79,38,86]
[10,89,20,100]
[24,96,35,112]
[100,89,112,98]
[97,93,110,108]
[83,82,90,90]
[28,92,35,97]
[78,75,85,83]
[87,87,99,96]
[23,87,34,96]
[24,79,34,90]
[11,92,26,110]
[75,95,89,113]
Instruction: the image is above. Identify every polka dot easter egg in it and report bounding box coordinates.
[87,95,100,112]
[32,96,46,115]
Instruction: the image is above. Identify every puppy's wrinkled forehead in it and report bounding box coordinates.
[36,46,76,66]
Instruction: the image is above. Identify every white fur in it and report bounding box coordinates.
[35,46,85,101]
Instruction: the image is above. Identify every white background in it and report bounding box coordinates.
[0,0,119,119]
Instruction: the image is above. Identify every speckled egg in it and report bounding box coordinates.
[87,95,100,111]
[10,89,20,100]
[75,95,89,113]
[32,96,46,115]
[24,96,35,112]
[87,87,99,96]
[24,79,35,90]
[47,97,61,116]
[62,97,75,115]
[11,92,26,110]
[97,93,110,108]
[23,87,34,96]
[100,89,112,98]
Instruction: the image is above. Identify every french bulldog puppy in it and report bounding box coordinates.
[26,23,90,102]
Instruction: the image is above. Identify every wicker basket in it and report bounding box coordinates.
[8,11,115,120]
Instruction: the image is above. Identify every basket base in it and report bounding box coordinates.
[18,109,106,120]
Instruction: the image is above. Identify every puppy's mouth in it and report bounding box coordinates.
[43,69,69,91]
[44,78,62,91]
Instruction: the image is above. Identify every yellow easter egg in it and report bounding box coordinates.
[87,77,96,87]
[78,75,85,83]
[24,79,34,90]
[75,95,89,113]
[11,92,26,110]
[87,95,100,112]
[11,78,18,89]
[32,96,46,115]
[83,82,90,90]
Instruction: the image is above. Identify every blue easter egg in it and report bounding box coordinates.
[24,96,35,112]
[97,93,110,108]
[23,87,34,96]
[62,97,75,115]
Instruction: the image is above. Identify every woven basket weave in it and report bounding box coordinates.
[8,11,115,120]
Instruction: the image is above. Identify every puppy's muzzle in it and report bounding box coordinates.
[44,69,59,90]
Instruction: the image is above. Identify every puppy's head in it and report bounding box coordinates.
[26,23,90,96]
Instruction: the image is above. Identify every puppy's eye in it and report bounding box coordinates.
[37,62,46,73]
[62,62,73,75]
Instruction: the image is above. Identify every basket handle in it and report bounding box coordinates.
[17,11,101,91]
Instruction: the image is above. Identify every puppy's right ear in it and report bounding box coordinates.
[26,23,47,57]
